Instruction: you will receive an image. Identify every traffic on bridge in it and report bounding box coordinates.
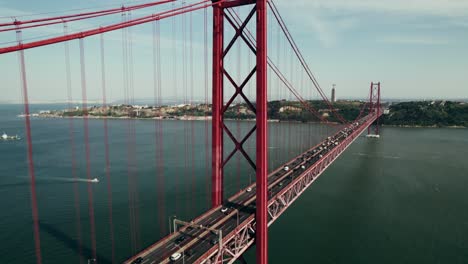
[125,112,381,264]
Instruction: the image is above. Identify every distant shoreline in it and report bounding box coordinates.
[19,114,337,124]
[17,100,468,129]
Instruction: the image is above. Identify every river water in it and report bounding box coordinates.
[0,104,467,263]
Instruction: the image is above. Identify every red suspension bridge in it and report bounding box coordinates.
[0,0,382,263]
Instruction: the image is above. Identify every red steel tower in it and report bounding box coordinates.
[368,82,381,135]
[211,0,268,263]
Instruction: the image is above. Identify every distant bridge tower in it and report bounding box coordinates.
[331,84,336,103]
[367,82,381,137]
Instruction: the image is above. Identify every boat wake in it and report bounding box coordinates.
[16,176,99,183]
[353,152,401,159]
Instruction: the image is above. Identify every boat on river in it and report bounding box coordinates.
[1,132,21,141]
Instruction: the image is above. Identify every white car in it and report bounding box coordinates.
[283,166,290,171]
[170,252,182,261]
[246,187,252,192]
[301,165,306,169]
[221,207,228,213]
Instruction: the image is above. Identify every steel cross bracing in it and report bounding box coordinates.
[124,111,382,264]
[211,0,263,206]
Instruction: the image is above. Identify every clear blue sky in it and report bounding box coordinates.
[0,0,467,104]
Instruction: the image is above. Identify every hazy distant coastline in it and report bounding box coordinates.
[19,100,468,128]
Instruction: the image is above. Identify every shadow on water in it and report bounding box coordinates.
[324,136,382,253]
[38,221,112,264]
[347,136,380,193]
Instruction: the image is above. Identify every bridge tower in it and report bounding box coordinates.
[211,0,269,263]
[367,82,381,136]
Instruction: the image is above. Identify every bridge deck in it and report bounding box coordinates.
[124,113,379,264]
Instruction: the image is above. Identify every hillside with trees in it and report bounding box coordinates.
[382,101,468,127]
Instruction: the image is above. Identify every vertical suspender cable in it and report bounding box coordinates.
[190,10,196,213]
[100,33,116,264]
[157,20,166,234]
[182,3,189,216]
[204,7,210,207]
[79,38,97,261]
[122,12,136,254]
[172,1,179,215]
[153,19,166,235]
[63,22,84,264]
[16,27,42,264]
[275,20,280,166]
[127,10,141,250]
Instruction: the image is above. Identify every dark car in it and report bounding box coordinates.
[175,235,186,244]
[210,237,219,245]
[132,257,143,264]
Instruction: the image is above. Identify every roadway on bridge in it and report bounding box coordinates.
[125,119,368,264]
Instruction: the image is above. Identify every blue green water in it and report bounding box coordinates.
[1,104,467,263]
[245,125,468,263]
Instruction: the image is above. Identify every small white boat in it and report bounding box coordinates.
[91,178,99,183]
[1,132,21,141]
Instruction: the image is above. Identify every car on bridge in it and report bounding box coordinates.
[211,237,219,245]
[170,252,182,261]
[175,235,186,245]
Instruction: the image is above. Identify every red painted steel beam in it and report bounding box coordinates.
[256,0,268,263]
[211,1,224,207]
[220,0,256,9]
